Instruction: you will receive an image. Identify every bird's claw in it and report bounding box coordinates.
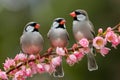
[72,43,78,51]
[47,47,53,53]
[64,47,68,53]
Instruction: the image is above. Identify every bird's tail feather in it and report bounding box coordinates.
[53,63,64,77]
[86,48,98,71]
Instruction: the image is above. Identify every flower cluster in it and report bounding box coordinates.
[0,24,120,79]
[93,27,120,56]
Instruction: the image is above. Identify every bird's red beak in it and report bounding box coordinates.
[35,24,40,29]
[60,20,66,25]
[70,12,76,17]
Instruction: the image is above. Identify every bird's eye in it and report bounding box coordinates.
[25,26,34,32]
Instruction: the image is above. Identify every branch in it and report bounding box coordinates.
[0,22,120,80]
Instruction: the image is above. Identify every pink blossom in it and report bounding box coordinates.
[21,65,26,71]
[29,62,37,74]
[73,51,84,61]
[118,36,120,43]
[37,63,45,73]
[105,31,120,48]
[28,54,36,60]
[14,53,27,62]
[79,38,89,47]
[106,27,112,32]
[0,70,8,80]
[39,57,45,63]
[25,68,32,77]
[4,58,16,71]
[98,28,103,34]
[48,64,56,74]
[44,64,51,72]
[111,38,119,48]
[51,56,62,66]
[105,31,117,42]
[13,70,26,80]
[56,47,65,56]
[100,47,111,56]
[44,63,56,74]
[66,54,77,66]
[93,36,106,49]
[81,47,90,54]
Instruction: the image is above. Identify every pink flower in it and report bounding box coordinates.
[100,47,111,56]
[66,54,77,66]
[44,64,51,72]
[106,27,112,32]
[14,53,27,62]
[25,68,32,77]
[73,51,84,61]
[56,47,65,56]
[39,57,45,63]
[0,70,8,80]
[118,36,120,43]
[98,28,103,34]
[79,38,89,47]
[111,38,119,48]
[51,56,62,66]
[13,70,26,80]
[81,47,90,54]
[105,31,120,48]
[49,64,56,74]
[93,36,106,49]
[4,58,16,71]
[37,63,45,73]
[29,62,37,74]
[44,63,56,74]
[105,31,117,42]
[28,54,36,60]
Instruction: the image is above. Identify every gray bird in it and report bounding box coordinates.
[70,9,98,71]
[47,18,69,77]
[20,22,44,55]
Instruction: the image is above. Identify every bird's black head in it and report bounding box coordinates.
[52,18,66,29]
[25,22,40,32]
[70,9,88,21]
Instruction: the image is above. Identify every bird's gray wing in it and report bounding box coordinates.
[66,31,70,40]
[89,21,95,37]
[47,28,52,39]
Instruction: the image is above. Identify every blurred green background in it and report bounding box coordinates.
[0,0,120,80]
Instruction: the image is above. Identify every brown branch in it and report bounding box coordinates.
[112,23,120,30]
[6,46,81,75]
[5,22,120,75]
[6,59,37,74]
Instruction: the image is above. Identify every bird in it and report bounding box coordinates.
[70,9,98,71]
[47,18,69,77]
[20,22,44,56]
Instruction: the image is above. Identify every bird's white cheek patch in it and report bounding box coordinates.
[52,22,59,28]
[77,15,86,21]
[26,26,34,32]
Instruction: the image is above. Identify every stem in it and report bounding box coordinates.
[112,23,120,30]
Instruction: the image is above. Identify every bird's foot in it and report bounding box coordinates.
[64,47,68,54]
[47,47,53,53]
[72,43,78,51]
